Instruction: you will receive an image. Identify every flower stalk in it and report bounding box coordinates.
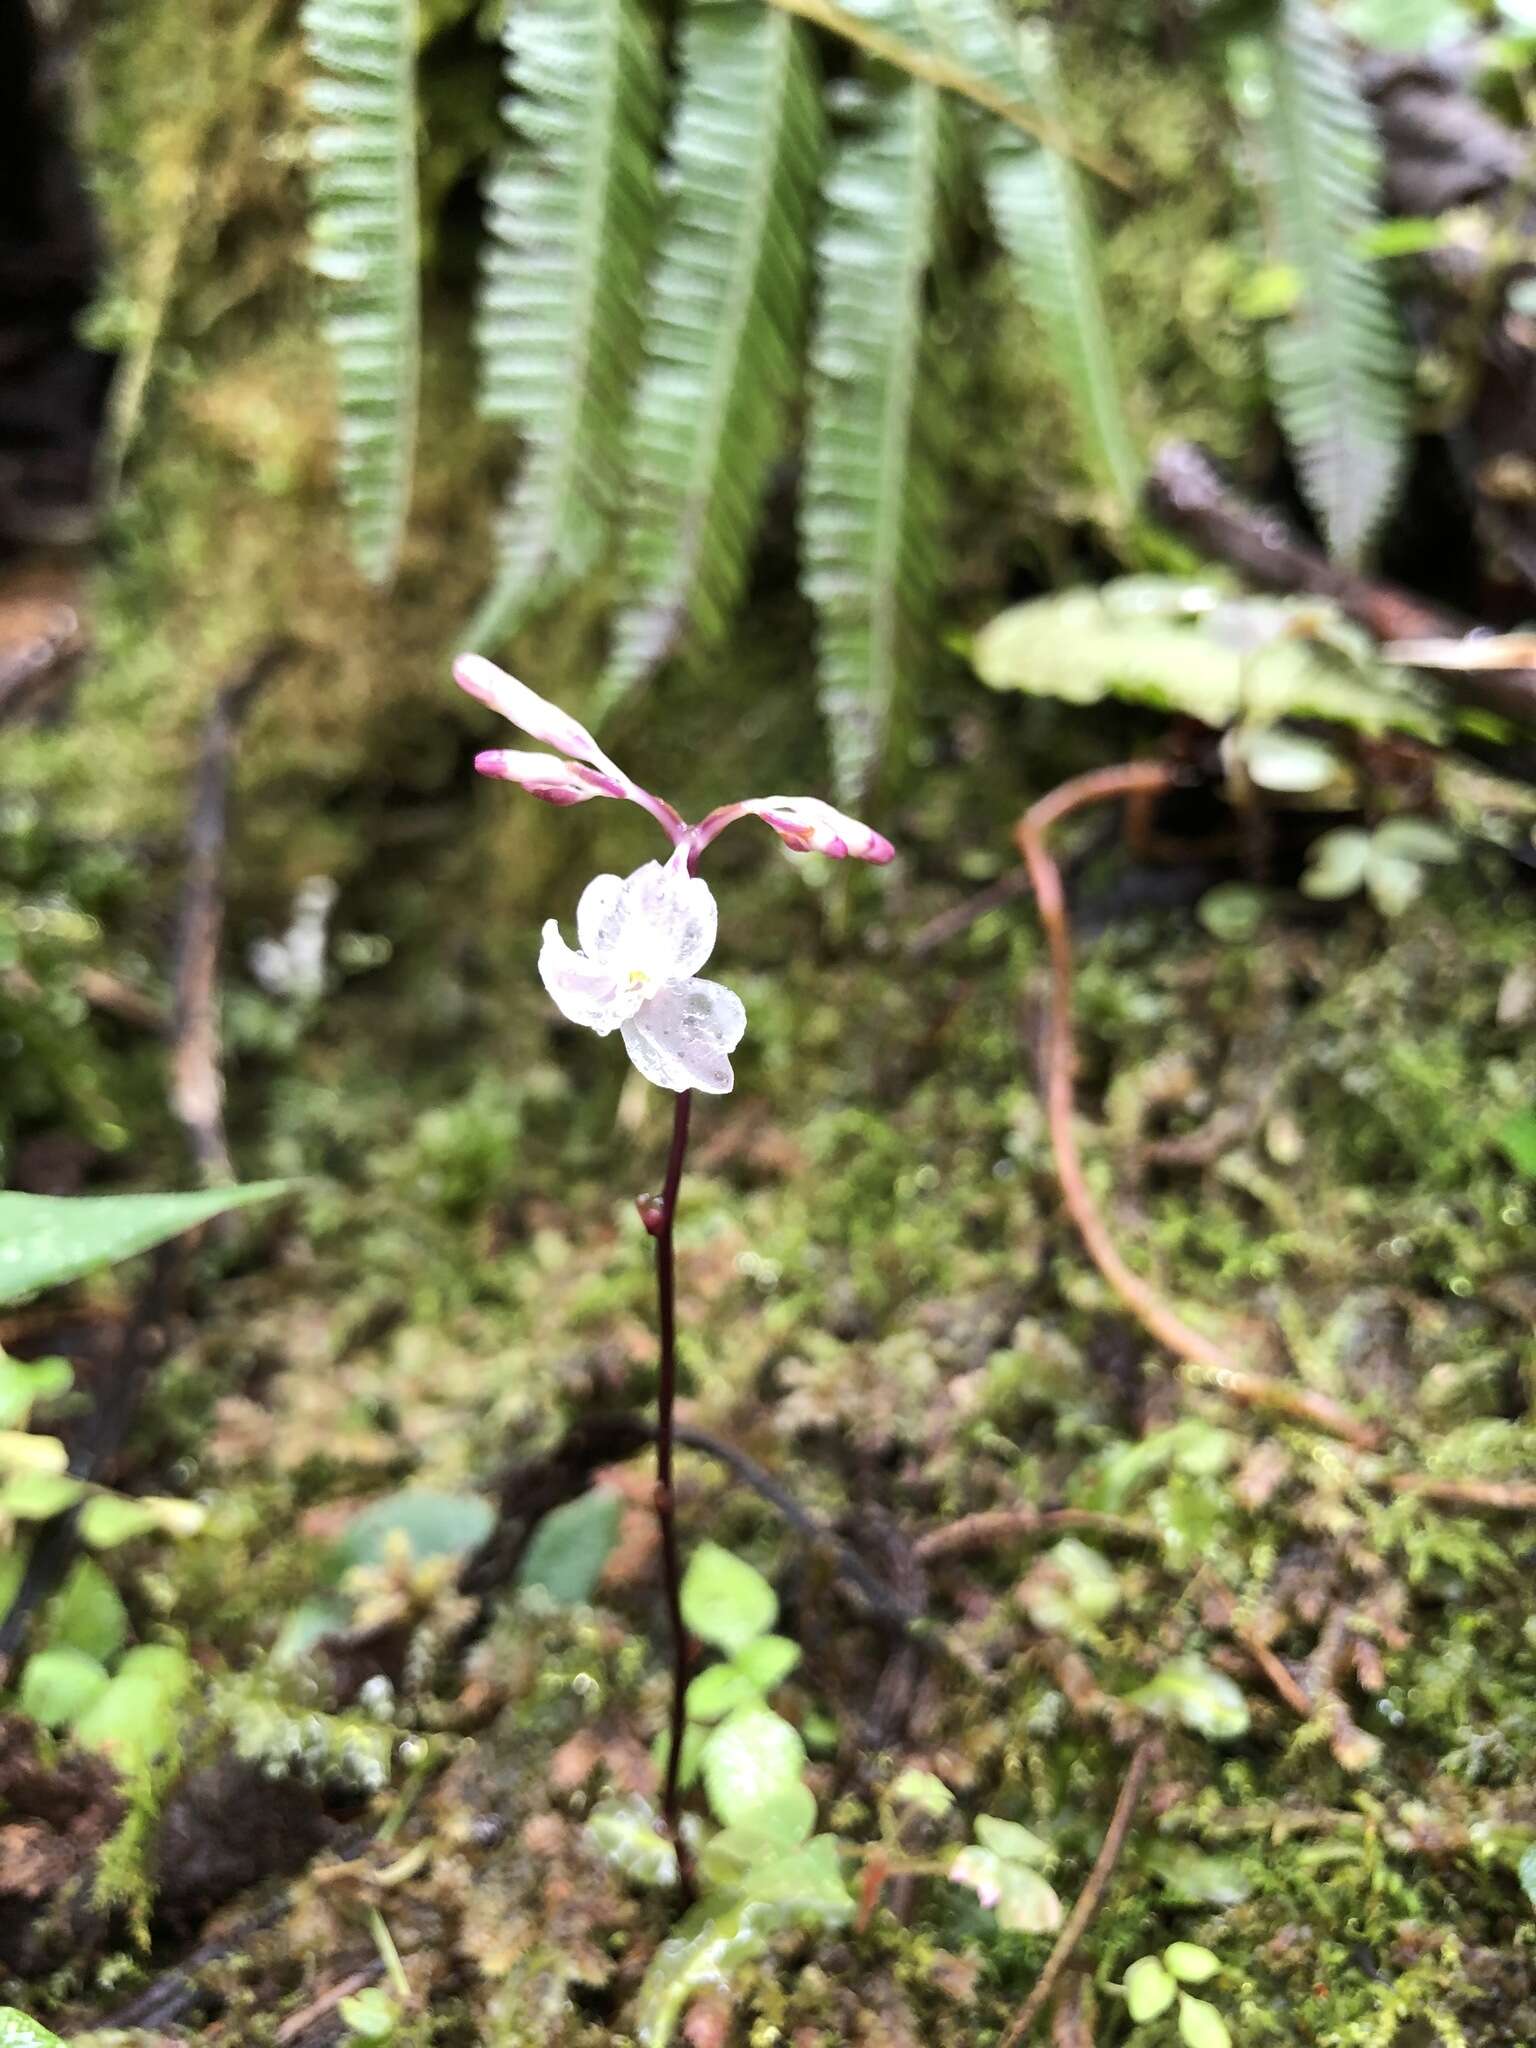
[452,652,891,1883]
[638,1087,695,1884]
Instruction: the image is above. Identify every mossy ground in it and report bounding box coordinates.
[4,0,1536,2040]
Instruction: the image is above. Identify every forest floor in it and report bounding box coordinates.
[3,1,1536,2038]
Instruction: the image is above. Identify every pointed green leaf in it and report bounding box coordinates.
[471,0,662,644]
[803,74,954,803]
[605,0,824,695]
[984,27,1139,517]
[18,1648,111,1733]
[1238,0,1410,563]
[516,1487,620,1603]
[301,0,419,583]
[0,1182,292,1305]
[1165,1942,1222,1985]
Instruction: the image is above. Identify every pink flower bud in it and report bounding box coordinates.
[693,795,895,863]
[454,654,607,768]
[473,750,625,805]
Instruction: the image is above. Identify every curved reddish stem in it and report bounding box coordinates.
[1016,763,1381,1452]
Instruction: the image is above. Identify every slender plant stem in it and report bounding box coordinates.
[649,1088,695,1887]
[1015,763,1382,1452]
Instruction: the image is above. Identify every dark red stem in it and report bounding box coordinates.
[649,1087,694,1888]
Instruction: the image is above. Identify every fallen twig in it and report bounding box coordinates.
[997,1738,1157,2048]
[914,1507,1155,1562]
[1015,763,1382,1451]
[1384,1473,1536,1513]
[906,868,1033,958]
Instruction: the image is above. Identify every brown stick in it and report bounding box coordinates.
[1384,1474,1536,1512]
[1235,1626,1314,1720]
[1015,763,1382,1450]
[915,1507,1154,1562]
[997,1739,1157,2048]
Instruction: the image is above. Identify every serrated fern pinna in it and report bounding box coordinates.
[302,0,1414,795]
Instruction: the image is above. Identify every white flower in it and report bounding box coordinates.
[538,855,746,1095]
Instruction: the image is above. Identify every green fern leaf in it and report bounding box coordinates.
[1241,0,1410,563]
[470,0,662,649]
[604,0,825,698]
[983,26,1140,516]
[802,75,954,803]
[301,0,420,586]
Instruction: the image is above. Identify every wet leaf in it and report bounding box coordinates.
[588,1794,680,1888]
[0,1183,294,1305]
[949,1847,1062,1932]
[1238,725,1340,792]
[1165,1941,1221,1984]
[1126,1955,1178,2021]
[338,1986,400,2041]
[517,1488,620,1603]
[634,1842,851,2048]
[1019,1539,1121,1641]
[18,1647,110,1731]
[1131,1655,1251,1741]
[72,1643,193,1771]
[1178,1993,1232,2048]
[974,1815,1052,1867]
[0,1356,72,1430]
[45,1559,128,1663]
[681,1543,777,1654]
[78,1494,164,1549]
[700,1707,806,1828]
[1498,1111,1536,1179]
[889,1768,954,1818]
[0,2013,64,2048]
[1145,1843,1254,1905]
[0,1432,68,1474]
[333,1490,494,1573]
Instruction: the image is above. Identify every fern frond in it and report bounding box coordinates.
[301,0,420,587]
[1242,0,1410,564]
[802,75,954,803]
[983,26,1140,516]
[470,0,662,649]
[604,0,825,698]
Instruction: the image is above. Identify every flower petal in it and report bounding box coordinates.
[621,976,746,1094]
[694,795,894,863]
[537,921,641,1034]
[474,750,625,805]
[582,857,718,979]
[455,654,610,769]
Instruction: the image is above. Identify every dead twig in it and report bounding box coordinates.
[906,868,1033,958]
[275,1964,382,2044]
[1015,763,1382,1451]
[1234,1625,1314,1720]
[915,1507,1155,1562]
[997,1738,1158,2048]
[1384,1473,1536,1513]
[171,641,290,1183]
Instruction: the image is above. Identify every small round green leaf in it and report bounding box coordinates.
[1178,1993,1232,2048]
[974,1815,1052,1868]
[680,1542,777,1654]
[699,1706,806,1828]
[79,1494,162,1549]
[1126,1955,1178,2022]
[18,1648,110,1732]
[889,1768,954,1818]
[1165,1941,1221,1984]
